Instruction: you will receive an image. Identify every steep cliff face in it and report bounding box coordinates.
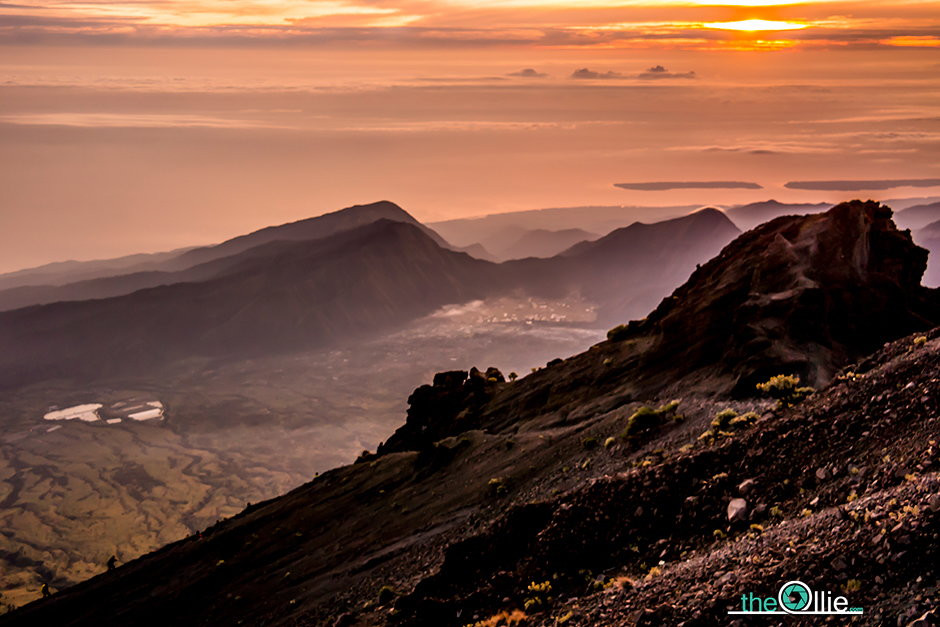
[633,199,935,394]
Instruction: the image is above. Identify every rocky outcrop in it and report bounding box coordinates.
[629,199,937,393]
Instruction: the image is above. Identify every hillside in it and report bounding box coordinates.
[498,228,598,260]
[429,204,697,251]
[895,201,940,231]
[0,220,503,388]
[0,201,444,311]
[915,219,940,287]
[4,201,937,626]
[542,208,741,324]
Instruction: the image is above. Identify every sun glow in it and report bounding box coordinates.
[684,0,818,4]
[704,19,809,31]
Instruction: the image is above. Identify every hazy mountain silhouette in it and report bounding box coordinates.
[723,199,831,231]
[429,204,698,251]
[6,202,937,627]
[497,228,598,260]
[895,200,940,231]
[0,220,503,388]
[0,201,448,311]
[915,218,940,287]
[544,208,741,322]
[0,248,196,292]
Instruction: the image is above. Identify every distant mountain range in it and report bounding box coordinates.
[895,200,940,231]
[0,218,503,388]
[5,196,934,389]
[497,228,599,260]
[915,218,940,287]
[722,199,831,231]
[0,203,740,389]
[0,202,442,311]
[428,204,699,253]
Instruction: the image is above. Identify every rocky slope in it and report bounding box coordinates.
[2,201,938,626]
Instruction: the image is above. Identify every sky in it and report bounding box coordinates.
[1,0,939,272]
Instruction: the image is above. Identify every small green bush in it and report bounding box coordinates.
[756,374,815,407]
[620,401,681,439]
[710,409,738,430]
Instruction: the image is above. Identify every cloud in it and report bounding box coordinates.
[507,68,546,78]
[615,181,763,191]
[637,65,696,80]
[0,112,289,129]
[785,179,940,191]
[571,68,622,80]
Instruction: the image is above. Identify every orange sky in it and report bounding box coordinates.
[3,0,940,48]
[0,0,939,271]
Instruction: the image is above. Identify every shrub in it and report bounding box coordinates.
[523,580,553,611]
[914,336,927,347]
[620,401,681,439]
[729,412,759,428]
[711,409,738,430]
[756,374,815,407]
[508,372,518,382]
[603,436,617,449]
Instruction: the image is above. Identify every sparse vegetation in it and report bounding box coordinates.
[756,374,815,408]
[702,409,759,442]
[620,401,681,439]
[710,409,738,431]
[465,610,527,627]
[523,580,553,611]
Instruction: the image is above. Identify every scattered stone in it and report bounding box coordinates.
[727,498,748,523]
[927,494,940,513]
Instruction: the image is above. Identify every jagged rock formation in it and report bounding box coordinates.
[378,367,505,455]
